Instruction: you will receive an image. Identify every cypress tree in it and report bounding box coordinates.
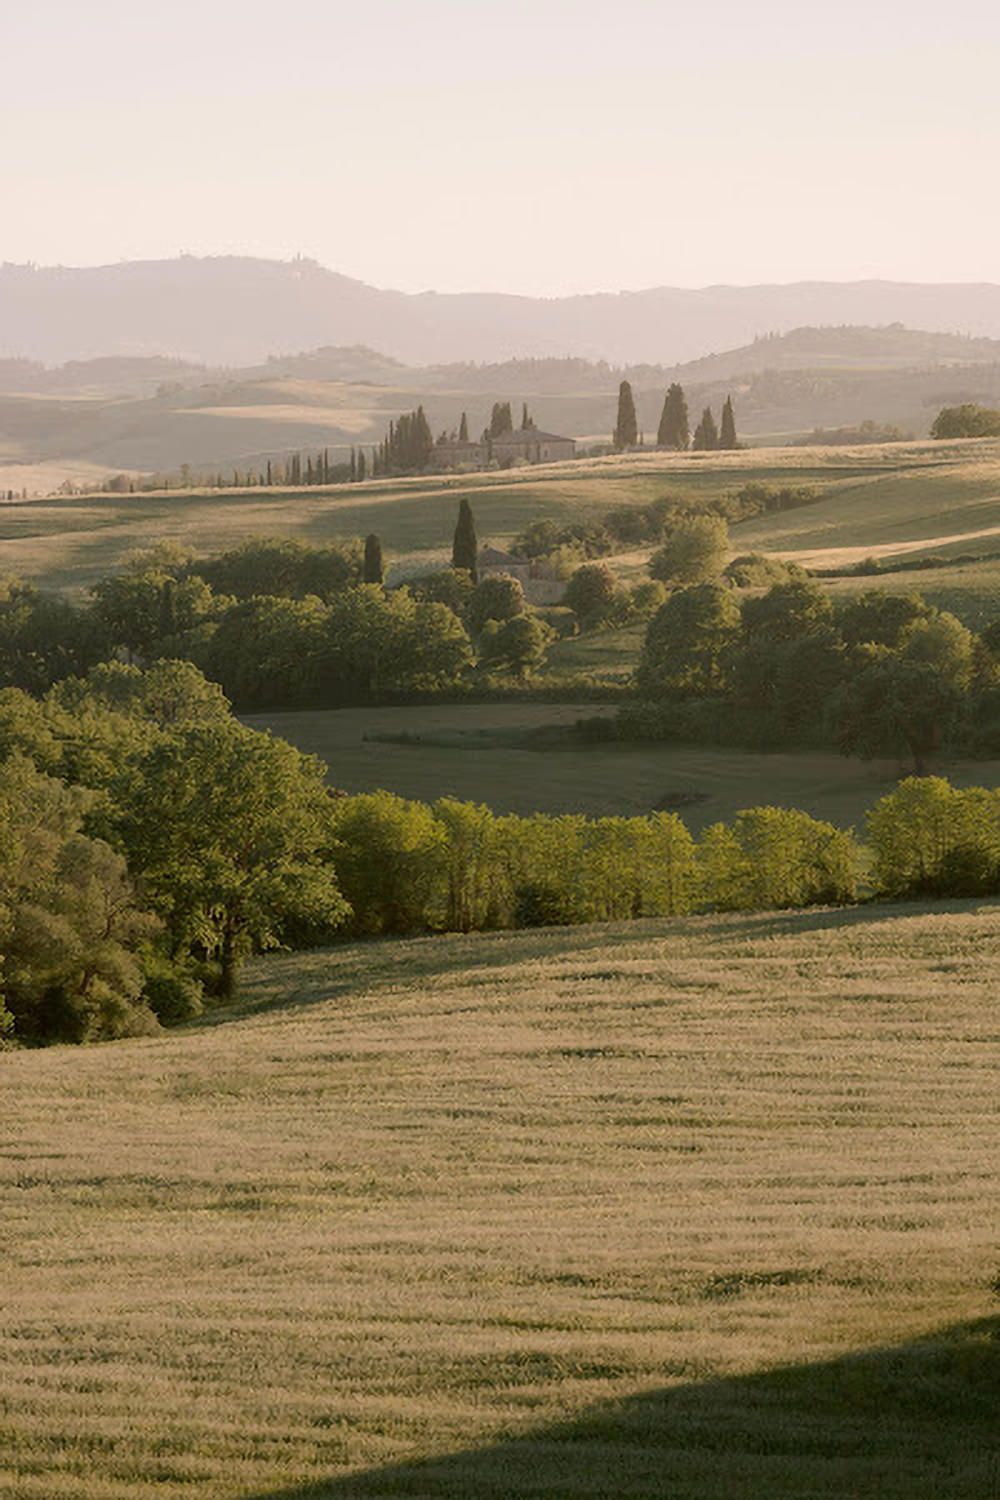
[350,448,357,482]
[719,396,738,450]
[692,407,719,451]
[265,458,273,486]
[363,533,384,585]
[521,402,534,430]
[614,381,638,450]
[657,383,690,450]
[459,412,469,443]
[357,449,367,481]
[452,498,478,582]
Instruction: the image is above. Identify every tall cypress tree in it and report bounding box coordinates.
[363,533,384,585]
[459,411,469,443]
[357,449,367,481]
[657,383,690,450]
[719,396,738,450]
[692,407,719,451]
[614,381,638,450]
[521,402,534,430]
[452,498,478,582]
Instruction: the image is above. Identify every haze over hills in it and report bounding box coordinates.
[7,256,1000,367]
[5,322,1000,491]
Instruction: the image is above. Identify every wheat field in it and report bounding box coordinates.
[2,901,998,1498]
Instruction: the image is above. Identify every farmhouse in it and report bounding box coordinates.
[491,427,576,466]
[432,437,489,471]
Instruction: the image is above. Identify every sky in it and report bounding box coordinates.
[2,0,999,296]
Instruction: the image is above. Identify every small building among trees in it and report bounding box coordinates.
[490,428,576,466]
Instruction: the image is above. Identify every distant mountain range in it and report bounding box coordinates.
[7,256,1000,366]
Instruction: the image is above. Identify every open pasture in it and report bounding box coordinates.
[4,438,1000,594]
[2,902,999,1498]
[247,702,1000,829]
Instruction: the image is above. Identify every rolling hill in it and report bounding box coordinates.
[2,903,998,1498]
[7,324,1000,491]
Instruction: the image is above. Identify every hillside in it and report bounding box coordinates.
[7,323,1000,490]
[6,257,1000,368]
[3,903,998,1499]
[7,440,1000,597]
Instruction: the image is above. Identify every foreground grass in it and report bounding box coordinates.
[246,702,1000,829]
[2,902,999,1497]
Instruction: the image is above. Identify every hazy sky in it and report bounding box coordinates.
[3,0,999,295]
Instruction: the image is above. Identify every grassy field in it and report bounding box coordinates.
[5,437,1000,595]
[246,702,1000,829]
[2,902,999,1498]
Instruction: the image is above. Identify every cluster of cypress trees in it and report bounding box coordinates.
[366,406,435,477]
[693,396,738,451]
[614,381,739,453]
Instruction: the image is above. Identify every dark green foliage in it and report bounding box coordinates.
[458,412,469,442]
[0,578,108,693]
[406,567,475,614]
[931,403,1000,439]
[650,516,729,585]
[467,574,526,635]
[488,402,514,438]
[692,407,719,451]
[563,563,620,626]
[479,614,552,679]
[614,381,638,450]
[452,498,479,581]
[363,534,384,586]
[719,396,738,450]
[190,537,362,600]
[637,584,741,698]
[115,719,348,1000]
[657,383,690,450]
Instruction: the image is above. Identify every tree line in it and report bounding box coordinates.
[4,650,995,1048]
[621,565,1000,771]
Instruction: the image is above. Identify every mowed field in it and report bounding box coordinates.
[2,903,999,1499]
[246,702,1000,830]
[6,437,1000,596]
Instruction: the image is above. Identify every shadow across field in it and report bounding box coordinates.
[197,899,997,1030]
[245,1316,1000,1498]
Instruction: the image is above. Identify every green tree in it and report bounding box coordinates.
[657,383,690,450]
[452,498,479,581]
[116,721,347,999]
[867,777,1000,897]
[698,807,859,910]
[649,515,729,586]
[931,404,1000,439]
[363,533,384,585]
[719,396,738,450]
[479,614,552,678]
[636,583,741,697]
[692,407,719,451]
[432,799,502,932]
[614,381,638,450]
[458,412,469,442]
[331,791,444,935]
[467,574,526,635]
[563,562,620,626]
[0,757,160,1043]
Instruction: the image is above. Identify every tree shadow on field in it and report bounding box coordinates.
[193,899,1000,1031]
[246,1317,1000,1500]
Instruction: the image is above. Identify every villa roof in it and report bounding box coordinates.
[491,427,572,445]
